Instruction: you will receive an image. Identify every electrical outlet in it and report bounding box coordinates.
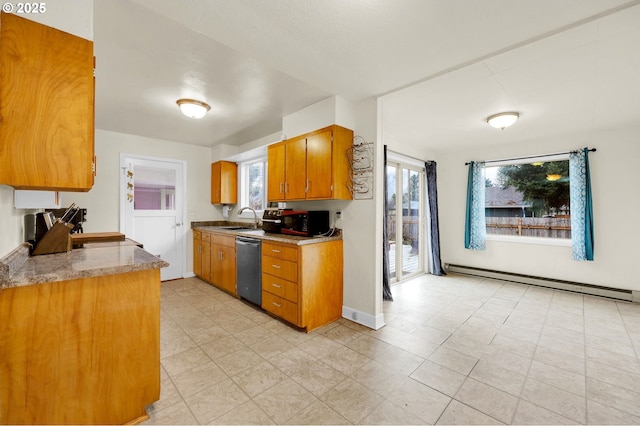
[336,210,342,220]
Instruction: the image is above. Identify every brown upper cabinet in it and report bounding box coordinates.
[267,125,353,202]
[211,160,237,204]
[0,12,95,191]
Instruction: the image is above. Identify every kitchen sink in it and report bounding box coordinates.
[217,226,256,230]
[237,229,265,236]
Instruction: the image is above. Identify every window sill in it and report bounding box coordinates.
[486,234,571,247]
[238,210,264,220]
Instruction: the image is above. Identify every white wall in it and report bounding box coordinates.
[218,97,382,328]
[24,0,93,40]
[436,124,640,291]
[282,96,357,140]
[59,129,216,272]
[0,0,93,258]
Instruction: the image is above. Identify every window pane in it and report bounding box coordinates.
[134,166,176,210]
[248,162,264,211]
[485,160,570,238]
[386,165,397,280]
[402,169,419,274]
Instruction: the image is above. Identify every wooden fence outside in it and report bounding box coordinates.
[486,216,571,239]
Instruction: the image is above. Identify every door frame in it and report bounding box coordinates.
[119,153,187,280]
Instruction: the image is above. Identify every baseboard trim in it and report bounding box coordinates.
[342,306,385,330]
[446,264,635,302]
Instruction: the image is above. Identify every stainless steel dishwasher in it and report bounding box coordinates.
[236,236,262,305]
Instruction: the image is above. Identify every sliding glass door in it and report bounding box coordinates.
[386,160,424,282]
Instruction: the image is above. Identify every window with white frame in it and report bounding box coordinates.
[484,155,570,240]
[239,158,267,214]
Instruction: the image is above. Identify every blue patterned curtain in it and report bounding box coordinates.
[464,161,486,250]
[569,148,594,261]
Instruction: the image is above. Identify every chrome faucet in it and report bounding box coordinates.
[238,207,261,228]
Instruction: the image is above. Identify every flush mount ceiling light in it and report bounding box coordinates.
[176,99,210,119]
[486,111,519,129]
[546,174,562,181]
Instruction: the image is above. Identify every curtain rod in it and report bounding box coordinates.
[465,148,596,166]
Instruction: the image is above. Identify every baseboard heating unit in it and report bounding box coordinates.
[444,264,639,303]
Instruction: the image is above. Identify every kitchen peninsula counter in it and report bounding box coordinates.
[0,242,167,425]
[0,241,168,288]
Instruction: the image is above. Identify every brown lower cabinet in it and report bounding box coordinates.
[0,269,160,424]
[194,230,237,295]
[193,230,343,332]
[262,240,343,332]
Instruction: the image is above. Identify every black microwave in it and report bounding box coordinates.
[280,210,330,237]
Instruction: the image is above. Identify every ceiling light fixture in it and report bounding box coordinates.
[486,111,519,129]
[546,174,562,181]
[176,99,210,119]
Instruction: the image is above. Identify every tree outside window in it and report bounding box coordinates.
[485,160,570,239]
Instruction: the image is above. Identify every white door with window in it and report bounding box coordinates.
[120,155,185,281]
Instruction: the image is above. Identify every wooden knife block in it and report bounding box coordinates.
[32,222,73,256]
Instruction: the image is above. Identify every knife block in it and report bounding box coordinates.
[31,222,73,256]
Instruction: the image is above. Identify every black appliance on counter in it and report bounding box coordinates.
[281,210,330,237]
[262,209,285,233]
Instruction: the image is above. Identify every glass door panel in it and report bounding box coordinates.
[386,160,423,283]
[386,164,397,280]
[402,168,421,275]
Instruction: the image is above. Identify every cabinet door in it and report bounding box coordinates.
[306,129,333,199]
[220,245,236,294]
[284,137,307,200]
[211,162,222,204]
[267,144,286,202]
[201,239,212,282]
[211,243,236,294]
[219,161,237,204]
[0,13,95,191]
[193,232,202,278]
[211,161,238,205]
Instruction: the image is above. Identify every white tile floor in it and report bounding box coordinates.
[144,273,640,425]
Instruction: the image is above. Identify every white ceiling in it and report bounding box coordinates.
[93,0,640,150]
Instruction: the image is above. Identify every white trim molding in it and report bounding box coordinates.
[342,305,386,330]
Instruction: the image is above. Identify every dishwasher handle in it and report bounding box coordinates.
[236,237,261,246]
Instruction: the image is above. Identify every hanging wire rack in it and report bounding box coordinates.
[346,136,374,199]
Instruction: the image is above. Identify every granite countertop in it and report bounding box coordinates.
[191,221,342,245]
[0,242,169,289]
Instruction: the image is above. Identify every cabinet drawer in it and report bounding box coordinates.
[211,233,235,248]
[262,242,298,262]
[262,291,298,325]
[262,257,297,282]
[201,232,211,242]
[193,230,202,240]
[262,273,297,303]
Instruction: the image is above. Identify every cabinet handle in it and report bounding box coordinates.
[271,283,281,288]
[272,302,281,308]
[272,264,281,269]
[280,182,284,194]
[271,249,281,253]
[306,179,310,193]
[285,182,289,193]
